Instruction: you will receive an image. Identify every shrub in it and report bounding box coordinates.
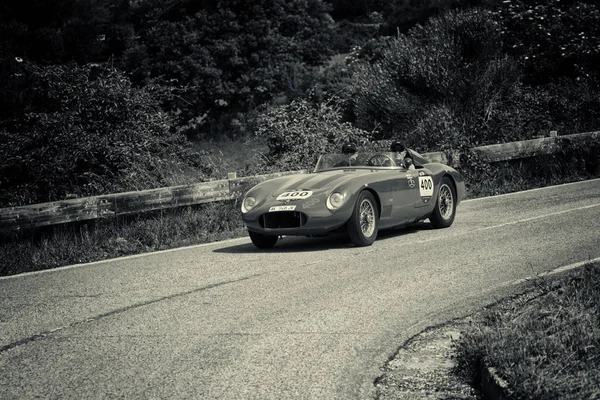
[255,97,372,170]
[0,62,207,207]
[330,20,382,53]
[493,0,600,83]
[410,105,468,152]
[351,9,522,146]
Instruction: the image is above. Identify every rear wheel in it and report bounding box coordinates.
[248,230,278,249]
[347,191,379,246]
[429,176,456,228]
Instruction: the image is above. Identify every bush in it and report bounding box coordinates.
[493,0,600,83]
[330,20,382,53]
[122,0,336,138]
[0,62,208,207]
[350,9,522,147]
[255,97,372,170]
[410,105,468,151]
[343,5,600,151]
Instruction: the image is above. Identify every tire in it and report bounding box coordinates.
[429,176,456,228]
[347,191,379,246]
[248,230,278,249]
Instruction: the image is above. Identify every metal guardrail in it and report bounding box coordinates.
[0,131,597,232]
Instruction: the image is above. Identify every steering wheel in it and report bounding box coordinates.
[367,154,395,167]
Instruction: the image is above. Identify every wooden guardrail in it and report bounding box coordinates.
[0,170,306,232]
[419,131,600,167]
[0,131,597,232]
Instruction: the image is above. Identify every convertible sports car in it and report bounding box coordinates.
[241,143,465,248]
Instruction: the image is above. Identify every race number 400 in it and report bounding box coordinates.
[418,176,434,197]
[276,191,313,201]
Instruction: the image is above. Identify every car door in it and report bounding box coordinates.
[388,169,420,224]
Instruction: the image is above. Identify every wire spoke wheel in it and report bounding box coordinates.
[438,184,454,220]
[429,177,456,229]
[348,191,379,246]
[359,199,376,237]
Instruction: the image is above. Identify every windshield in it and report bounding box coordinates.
[314,152,405,172]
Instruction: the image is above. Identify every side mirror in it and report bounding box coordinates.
[404,157,414,169]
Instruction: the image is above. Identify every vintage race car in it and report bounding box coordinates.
[241,144,465,248]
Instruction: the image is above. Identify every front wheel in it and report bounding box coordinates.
[347,191,379,246]
[429,176,456,228]
[248,230,278,249]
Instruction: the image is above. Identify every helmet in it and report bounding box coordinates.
[390,141,405,153]
[341,142,357,154]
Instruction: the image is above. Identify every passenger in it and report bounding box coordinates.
[390,141,415,170]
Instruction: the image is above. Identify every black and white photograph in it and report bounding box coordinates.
[1,0,599,398]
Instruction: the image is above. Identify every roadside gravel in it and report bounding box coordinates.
[375,286,551,400]
[375,317,480,400]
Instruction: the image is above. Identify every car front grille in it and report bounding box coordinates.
[259,211,308,229]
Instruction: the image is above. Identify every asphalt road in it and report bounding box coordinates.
[1,179,599,399]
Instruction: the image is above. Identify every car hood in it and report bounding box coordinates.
[250,169,374,198]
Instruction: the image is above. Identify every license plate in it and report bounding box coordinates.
[269,205,297,212]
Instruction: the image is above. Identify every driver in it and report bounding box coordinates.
[390,141,415,170]
[334,142,358,167]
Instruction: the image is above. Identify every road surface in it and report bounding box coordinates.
[1,179,599,399]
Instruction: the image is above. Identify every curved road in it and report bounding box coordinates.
[1,179,599,399]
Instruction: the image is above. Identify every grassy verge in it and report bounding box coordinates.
[0,200,245,276]
[462,150,600,199]
[453,262,600,400]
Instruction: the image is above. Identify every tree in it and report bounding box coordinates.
[122,0,335,138]
[325,0,385,20]
[491,0,600,83]
[0,0,135,65]
[350,9,522,148]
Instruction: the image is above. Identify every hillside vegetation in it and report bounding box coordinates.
[1,0,599,208]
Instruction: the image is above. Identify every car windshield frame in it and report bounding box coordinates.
[314,152,406,172]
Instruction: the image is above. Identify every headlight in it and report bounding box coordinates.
[241,196,256,213]
[326,192,346,211]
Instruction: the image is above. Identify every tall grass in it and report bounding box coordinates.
[0,200,244,276]
[453,262,600,399]
[461,151,600,199]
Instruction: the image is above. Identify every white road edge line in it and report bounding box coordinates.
[0,237,249,280]
[499,256,600,289]
[370,202,600,252]
[2,178,599,281]
[476,202,600,231]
